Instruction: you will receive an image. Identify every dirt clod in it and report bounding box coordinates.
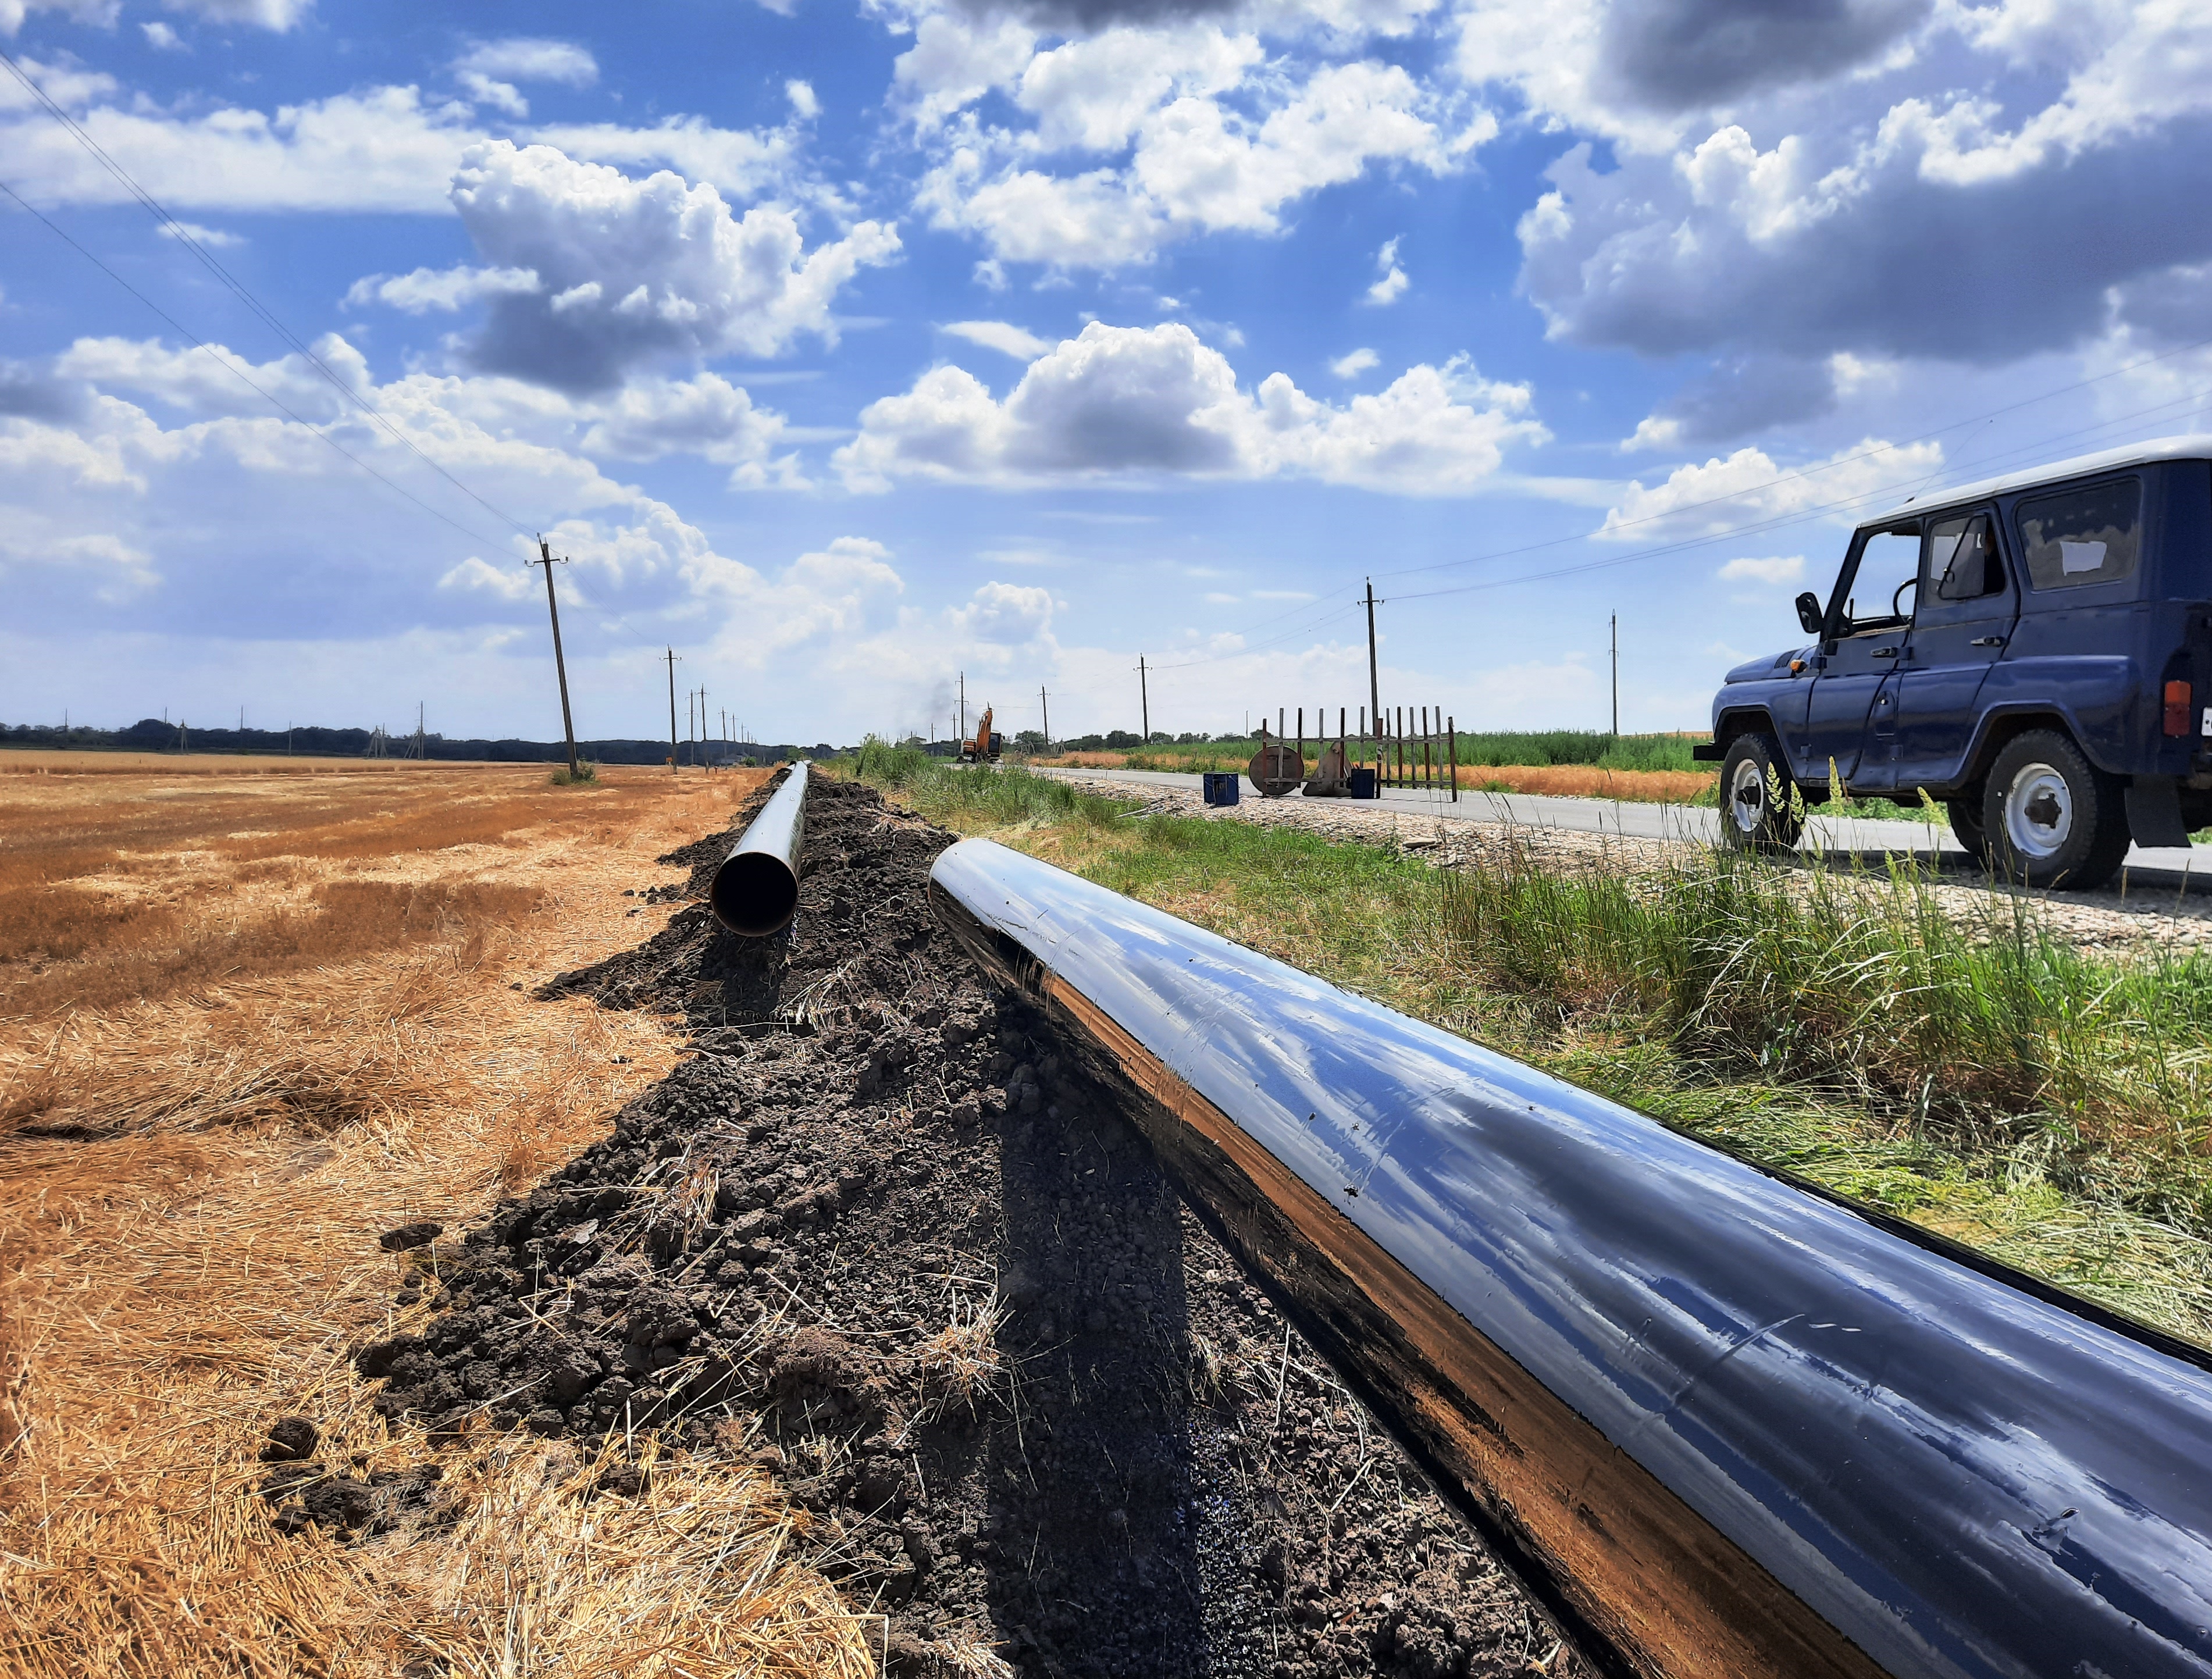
[261,1415,319,1462]
[378,1220,444,1252]
[350,772,1588,1677]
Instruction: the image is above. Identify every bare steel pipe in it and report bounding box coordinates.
[708,762,808,937]
[928,836,2212,1679]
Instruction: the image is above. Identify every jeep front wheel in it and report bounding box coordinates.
[1981,730,2129,889]
[1719,734,1804,851]
[1946,792,1989,861]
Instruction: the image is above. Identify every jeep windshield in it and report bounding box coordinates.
[1832,527,1920,637]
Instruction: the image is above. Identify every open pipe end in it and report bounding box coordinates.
[710,852,800,938]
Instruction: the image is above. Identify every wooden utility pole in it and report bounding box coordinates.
[529,539,581,778]
[1611,614,1619,737]
[1138,656,1150,742]
[959,672,966,746]
[1039,686,1050,753]
[1365,579,1383,754]
[698,686,708,771]
[664,648,681,776]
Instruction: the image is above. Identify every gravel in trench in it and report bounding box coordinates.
[315,773,1593,1679]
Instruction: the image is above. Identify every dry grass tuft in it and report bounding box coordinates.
[380,1433,871,1677]
[936,1635,1019,1679]
[909,1289,1009,1424]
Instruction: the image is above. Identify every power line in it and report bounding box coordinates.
[0,176,517,554]
[1368,329,2212,591]
[0,45,534,542]
[1384,380,2212,609]
[1150,373,2212,673]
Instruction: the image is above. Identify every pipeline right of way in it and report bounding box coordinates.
[928,836,2212,1679]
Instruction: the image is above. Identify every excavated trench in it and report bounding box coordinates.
[305,773,1592,1678]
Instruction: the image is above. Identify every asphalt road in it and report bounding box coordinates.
[1036,765,2207,879]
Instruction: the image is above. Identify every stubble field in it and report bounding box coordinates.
[0,757,875,1677]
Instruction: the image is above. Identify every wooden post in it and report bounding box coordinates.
[664,647,681,776]
[1449,714,1458,802]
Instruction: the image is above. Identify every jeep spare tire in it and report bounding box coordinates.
[1719,733,1804,851]
[1981,729,2130,890]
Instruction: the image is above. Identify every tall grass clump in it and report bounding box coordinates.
[1435,839,2212,1230]
[848,737,1134,831]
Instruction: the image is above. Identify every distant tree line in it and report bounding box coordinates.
[1,720,831,765]
[1051,730,1219,750]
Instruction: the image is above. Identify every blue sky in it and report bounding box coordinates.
[3,0,2210,747]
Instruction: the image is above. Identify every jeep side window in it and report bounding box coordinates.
[2014,478,2140,590]
[1832,529,1921,637]
[1929,513,2005,601]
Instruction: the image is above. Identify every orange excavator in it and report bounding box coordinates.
[959,705,1003,764]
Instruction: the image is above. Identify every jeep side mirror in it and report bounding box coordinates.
[1795,591,1823,636]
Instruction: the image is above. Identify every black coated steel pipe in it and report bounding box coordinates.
[709,762,808,936]
[928,837,2212,1679]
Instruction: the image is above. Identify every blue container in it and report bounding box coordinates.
[1202,772,1241,807]
[1349,768,1378,800]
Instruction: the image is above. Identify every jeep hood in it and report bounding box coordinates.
[1725,648,1810,684]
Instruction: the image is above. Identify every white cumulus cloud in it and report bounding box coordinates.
[344,264,541,313]
[449,141,900,391]
[1716,555,1807,584]
[942,320,1053,359]
[454,38,599,87]
[1364,236,1408,304]
[904,18,1489,270]
[1597,439,1944,542]
[836,321,1541,494]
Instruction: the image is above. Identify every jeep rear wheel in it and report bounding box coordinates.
[1981,730,2129,890]
[1719,734,1804,852]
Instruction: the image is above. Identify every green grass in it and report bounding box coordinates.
[852,742,2212,1345]
[847,737,1135,830]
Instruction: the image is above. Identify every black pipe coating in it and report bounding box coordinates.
[928,836,2212,1679]
[709,761,808,937]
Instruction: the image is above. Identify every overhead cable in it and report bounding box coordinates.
[0,45,535,543]
[0,176,517,554]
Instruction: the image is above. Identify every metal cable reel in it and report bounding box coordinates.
[1246,740,1306,798]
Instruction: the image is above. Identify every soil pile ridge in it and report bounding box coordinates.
[340,773,1588,1678]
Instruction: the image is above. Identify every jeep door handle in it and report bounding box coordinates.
[1971,636,2006,647]
[1872,647,1900,659]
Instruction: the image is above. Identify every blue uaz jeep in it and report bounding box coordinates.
[1694,436,2212,889]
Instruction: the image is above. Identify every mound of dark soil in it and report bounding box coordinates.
[348,773,1588,1679]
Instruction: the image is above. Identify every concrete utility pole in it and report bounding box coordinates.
[1365,579,1383,751]
[1611,614,1620,737]
[1138,656,1150,742]
[697,686,708,770]
[959,672,966,746]
[1039,686,1050,753]
[664,647,682,776]
[529,539,581,778]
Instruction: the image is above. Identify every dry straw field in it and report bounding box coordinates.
[0,755,870,1678]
